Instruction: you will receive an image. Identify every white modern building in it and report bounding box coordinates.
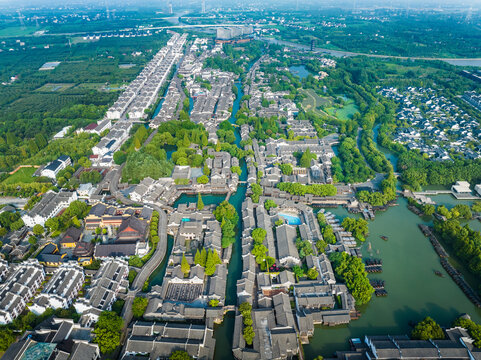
[40,155,72,179]
[22,190,78,227]
[0,259,45,324]
[30,262,84,315]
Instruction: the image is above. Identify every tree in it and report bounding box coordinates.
[329,252,374,305]
[199,247,207,267]
[279,163,293,175]
[292,265,304,280]
[170,350,193,360]
[197,193,205,210]
[28,236,37,245]
[132,297,148,319]
[243,326,255,345]
[251,183,263,203]
[300,148,316,168]
[205,249,217,276]
[93,311,123,354]
[33,224,44,236]
[113,151,127,165]
[264,199,277,211]
[411,317,445,340]
[423,204,435,216]
[194,249,202,265]
[181,253,190,276]
[342,217,369,242]
[209,299,220,307]
[0,328,16,351]
[307,267,319,280]
[252,228,267,244]
[197,175,209,184]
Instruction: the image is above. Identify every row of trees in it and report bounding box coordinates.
[194,247,223,276]
[434,220,481,280]
[277,182,337,197]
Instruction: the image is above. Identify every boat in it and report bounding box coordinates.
[367,242,372,252]
[380,235,389,241]
[434,270,445,278]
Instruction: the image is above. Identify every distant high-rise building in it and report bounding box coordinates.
[202,0,206,13]
[310,39,315,51]
[169,1,173,14]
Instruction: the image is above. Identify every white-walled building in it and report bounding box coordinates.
[30,262,84,315]
[22,190,78,227]
[40,155,71,179]
[0,259,45,324]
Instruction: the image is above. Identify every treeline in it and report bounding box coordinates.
[398,151,481,191]
[434,220,481,280]
[277,182,337,197]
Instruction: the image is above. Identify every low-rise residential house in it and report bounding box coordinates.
[74,258,128,325]
[30,262,84,314]
[22,190,78,227]
[0,259,45,324]
[40,155,71,179]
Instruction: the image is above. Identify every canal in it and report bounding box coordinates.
[148,68,481,360]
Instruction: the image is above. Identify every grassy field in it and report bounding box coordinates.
[301,89,333,116]
[3,167,37,184]
[35,83,75,92]
[0,26,40,37]
[325,96,360,121]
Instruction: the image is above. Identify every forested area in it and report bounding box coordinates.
[269,10,481,58]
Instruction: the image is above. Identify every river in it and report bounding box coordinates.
[148,68,481,360]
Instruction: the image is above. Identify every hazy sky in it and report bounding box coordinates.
[0,0,480,9]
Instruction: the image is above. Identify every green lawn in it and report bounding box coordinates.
[3,167,37,184]
[326,96,360,121]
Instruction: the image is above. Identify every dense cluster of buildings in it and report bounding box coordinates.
[244,56,299,120]
[233,198,357,358]
[0,259,45,324]
[1,317,99,360]
[74,258,129,325]
[106,32,186,120]
[380,87,481,160]
[123,203,225,359]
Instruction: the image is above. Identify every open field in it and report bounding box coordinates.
[35,83,75,92]
[300,88,333,116]
[3,167,37,184]
[0,26,40,37]
[326,96,360,121]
